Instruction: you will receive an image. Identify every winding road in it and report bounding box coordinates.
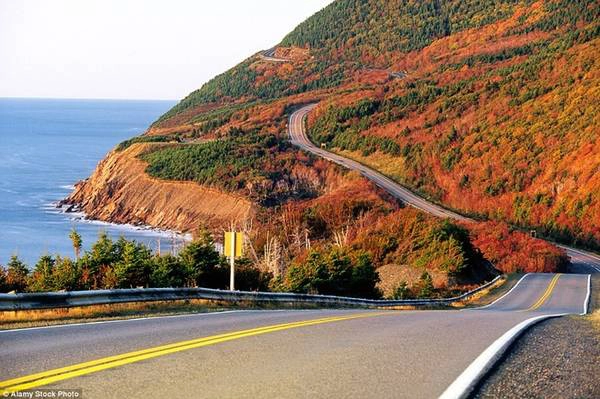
[0,273,590,398]
[289,104,600,274]
[0,105,595,399]
[259,48,290,63]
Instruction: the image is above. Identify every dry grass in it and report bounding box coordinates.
[0,275,516,330]
[337,149,407,182]
[459,274,522,308]
[0,299,224,330]
[378,305,418,311]
[588,275,600,334]
[0,299,327,330]
[590,310,600,332]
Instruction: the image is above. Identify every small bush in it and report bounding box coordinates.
[285,248,381,298]
[116,135,173,151]
[391,281,413,300]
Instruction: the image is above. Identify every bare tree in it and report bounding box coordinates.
[69,228,82,260]
[241,218,260,264]
[333,226,350,247]
[260,233,284,277]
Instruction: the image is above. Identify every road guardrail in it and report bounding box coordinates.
[0,276,501,311]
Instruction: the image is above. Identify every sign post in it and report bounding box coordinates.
[224,231,243,291]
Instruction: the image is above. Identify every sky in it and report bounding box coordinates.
[0,0,334,100]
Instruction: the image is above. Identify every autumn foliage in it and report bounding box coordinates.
[96,0,600,296]
[140,0,599,250]
[469,222,569,274]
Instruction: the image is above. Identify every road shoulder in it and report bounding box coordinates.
[473,275,600,399]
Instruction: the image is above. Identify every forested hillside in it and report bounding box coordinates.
[281,0,520,53]
[66,0,597,296]
[303,0,600,247]
[147,0,599,248]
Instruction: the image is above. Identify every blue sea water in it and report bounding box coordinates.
[0,98,180,267]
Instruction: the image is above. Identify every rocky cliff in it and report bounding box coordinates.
[63,143,254,234]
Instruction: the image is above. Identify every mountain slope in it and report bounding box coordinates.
[67,0,596,295]
[302,0,600,247]
[144,0,599,248]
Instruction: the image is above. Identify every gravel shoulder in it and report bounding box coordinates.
[473,275,600,399]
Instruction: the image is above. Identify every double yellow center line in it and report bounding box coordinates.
[0,312,383,394]
[526,274,561,311]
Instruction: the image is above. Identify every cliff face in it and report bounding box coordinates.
[65,143,254,233]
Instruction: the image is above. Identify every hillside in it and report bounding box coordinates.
[64,143,254,232]
[147,0,599,248]
[67,0,597,295]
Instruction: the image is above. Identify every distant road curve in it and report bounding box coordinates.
[288,104,600,274]
[259,47,290,63]
[289,105,470,222]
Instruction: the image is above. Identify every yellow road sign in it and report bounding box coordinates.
[224,232,244,258]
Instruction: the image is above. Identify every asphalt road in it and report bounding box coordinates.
[0,273,589,398]
[259,47,289,62]
[289,104,600,274]
[559,245,600,274]
[0,106,595,399]
[290,105,473,222]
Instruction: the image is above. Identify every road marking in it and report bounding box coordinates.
[0,312,384,394]
[525,274,561,312]
[582,274,591,315]
[439,313,568,399]
[470,274,531,310]
[0,309,325,334]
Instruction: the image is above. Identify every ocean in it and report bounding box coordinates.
[0,97,180,267]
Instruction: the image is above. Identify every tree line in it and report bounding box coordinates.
[0,229,382,299]
[0,230,267,294]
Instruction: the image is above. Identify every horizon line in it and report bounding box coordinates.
[0,95,179,102]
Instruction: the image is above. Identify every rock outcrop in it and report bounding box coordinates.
[64,143,254,233]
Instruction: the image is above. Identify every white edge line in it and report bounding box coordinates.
[561,246,600,272]
[438,313,567,399]
[468,274,531,310]
[0,310,246,334]
[563,246,600,262]
[581,274,591,316]
[0,309,320,334]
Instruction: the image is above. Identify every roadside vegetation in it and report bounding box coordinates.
[0,204,567,300]
[55,0,595,299]
[0,228,380,298]
[145,0,599,251]
[0,229,271,294]
[251,179,567,298]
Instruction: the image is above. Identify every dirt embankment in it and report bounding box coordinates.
[63,143,254,233]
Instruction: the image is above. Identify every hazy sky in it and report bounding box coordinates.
[0,0,334,100]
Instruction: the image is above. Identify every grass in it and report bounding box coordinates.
[0,300,223,330]
[590,310,600,331]
[460,273,521,308]
[0,276,516,330]
[337,149,407,182]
